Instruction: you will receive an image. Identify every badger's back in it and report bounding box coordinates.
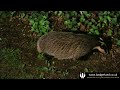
[37,31,99,60]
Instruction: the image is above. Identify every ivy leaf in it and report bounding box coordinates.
[86,14,91,18]
[99,16,103,21]
[92,25,98,29]
[84,68,89,72]
[71,28,77,31]
[65,13,70,18]
[91,18,96,23]
[87,22,92,26]
[102,24,105,28]
[42,15,47,19]
[54,11,58,15]
[116,40,120,46]
[111,18,117,25]
[107,16,111,22]
[103,11,108,15]
[95,30,100,35]
[107,30,113,36]
[58,11,63,16]
[64,20,71,25]
[37,66,49,72]
[80,16,85,22]
[83,11,88,15]
[77,22,81,26]
[30,19,34,24]
[103,19,107,24]
[89,28,94,33]
[97,23,101,27]
[71,11,77,16]
[72,21,77,25]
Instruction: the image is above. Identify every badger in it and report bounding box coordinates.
[37,31,105,60]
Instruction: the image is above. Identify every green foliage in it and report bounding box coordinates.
[0,11,15,22]
[0,11,12,18]
[107,29,113,36]
[116,40,120,46]
[53,11,78,31]
[84,68,94,72]
[0,48,24,68]
[64,11,78,31]
[28,11,50,35]
[26,11,120,37]
[78,11,118,36]
[52,11,119,36]
[1,11,120,37]
[0,11,29,22]
[27,11,120,48]
[37,53,46,60]
[36,66,49,72]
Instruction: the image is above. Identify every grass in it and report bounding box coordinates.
[0,48,26,79]
[0,48,58,79]
[0,48,22,67]
[0,48,39,79]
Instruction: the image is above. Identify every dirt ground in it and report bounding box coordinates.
[0,16,120,79]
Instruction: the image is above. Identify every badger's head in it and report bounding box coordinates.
[93,36,112,54]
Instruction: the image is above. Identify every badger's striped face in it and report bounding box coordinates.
[97,36,112,54]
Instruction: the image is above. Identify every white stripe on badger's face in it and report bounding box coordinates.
[93,46,106,54]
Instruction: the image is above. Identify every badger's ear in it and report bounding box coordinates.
[99,37,103,41]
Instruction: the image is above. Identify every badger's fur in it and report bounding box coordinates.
[37,31,105,60]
